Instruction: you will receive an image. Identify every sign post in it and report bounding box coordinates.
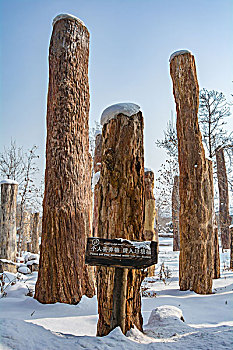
[85,237,158,334]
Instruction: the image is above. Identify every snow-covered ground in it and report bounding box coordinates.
[0,237,232,349]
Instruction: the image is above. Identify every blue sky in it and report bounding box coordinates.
[0,0,232,181]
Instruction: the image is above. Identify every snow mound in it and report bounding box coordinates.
[144,306,189,338]
[101,103,140,126]
[93,171,100,187]
[0,179,18,185]
[53,14,86,27]
[18,266,31,274]
[169,50,192,62]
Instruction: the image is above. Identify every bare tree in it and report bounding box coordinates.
[199,89,231,158]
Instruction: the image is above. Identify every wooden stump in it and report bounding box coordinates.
[170,50,214,294]
[0,180,18,261]
[172,175,180,251]
[96,103,146,336]
[31,213,40,254]
[216,147,230,249]
[144,170,157,276]
[35,14,95,304]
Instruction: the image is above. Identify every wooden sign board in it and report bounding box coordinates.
[85,237,158,269]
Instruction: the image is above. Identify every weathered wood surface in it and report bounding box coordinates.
[172,175,180,251]
[96,109,145,336]
[35,14,95,304]
[216,147,230,249]
[170,51,214,294]
[0,182,18,261]
[86,237,157,268]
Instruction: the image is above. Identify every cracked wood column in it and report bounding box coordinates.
[31,212,40,254]
[172,175,180,251]
[0,180,18,261]
[144,169,157,276]
[92,133,102,237]
[216,146,230,249]
[35,14,95,304]
[170,50,214,294]
[97,103,145,336]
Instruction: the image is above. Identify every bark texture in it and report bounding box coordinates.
[172,175,180,251]
[35,15,95,304]
[0,183,18,261]
[93,134,102,237]
[97,112,146,336]
[170,51,214,294]
[216,147,230,249]
[31,212,40,254]
[144,170,157,276]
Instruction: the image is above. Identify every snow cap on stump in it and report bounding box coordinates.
[169,49,193,62]
[101,103,140,126]
[52,13,86,27]
[0,179,18,185]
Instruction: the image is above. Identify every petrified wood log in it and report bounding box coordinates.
[213,217,220,279]
[170,50,214,294]
[144,170,157,276]
[216,146,230,249]
[31,212,40,254]
[230,225,233,269]
[93,133,102,237]
[35,14,95,304]
[172,175,180,251]
[96,103,146,336]
[206,159,220,279]
[0,180,18,261]
[21,211,31,252]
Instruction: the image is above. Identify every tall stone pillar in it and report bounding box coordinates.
[172,175,180,251]
[0,180,18,261]
[216,146,230,249]
[31,212,40,254]
[144,169,157,276]
[92,133,102,237]
[170,50,214,294]
[35,14,95,304]
[96,103,145,336]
